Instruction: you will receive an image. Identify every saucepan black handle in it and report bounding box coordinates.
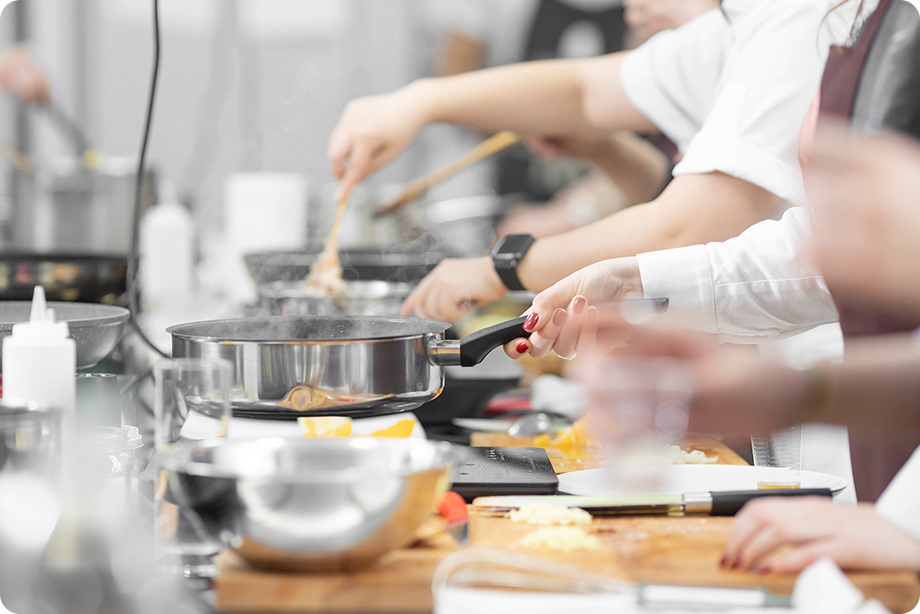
[458,316,530,367]
[709,488,833,517]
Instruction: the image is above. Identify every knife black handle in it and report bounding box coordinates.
[709,488,833,517]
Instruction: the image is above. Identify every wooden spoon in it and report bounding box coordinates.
[373,131,520,217]
[305,195,350,294]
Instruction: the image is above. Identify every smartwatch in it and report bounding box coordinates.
[490,234,536,292]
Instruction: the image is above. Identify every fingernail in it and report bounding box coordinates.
[757,565,773,575]
[730,558,741,570]
[523,313,539,331]
[719,556,727,568]
[553,309,565,326]
[516,341,530,355]
[572,296,587,315]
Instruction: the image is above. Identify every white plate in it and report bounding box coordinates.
[557,465,848,496]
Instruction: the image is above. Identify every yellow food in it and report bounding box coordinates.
[509,505,592,527]
[298,416,353,438]
[517,526,600,553]
[533,417,596,453]
[369,419,415,438]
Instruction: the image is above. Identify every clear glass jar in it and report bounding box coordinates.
[75,425,144,520]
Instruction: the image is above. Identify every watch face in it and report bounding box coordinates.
[494,235,535,259]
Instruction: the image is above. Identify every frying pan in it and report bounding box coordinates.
[257,280,415,317]
[0,301,130,369]
[167,315,528,419]
[245,245,444,286]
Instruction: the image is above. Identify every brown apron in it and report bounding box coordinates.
[818,0,920,501]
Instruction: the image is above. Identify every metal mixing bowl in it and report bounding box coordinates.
[0,301,129,369]
[158,437,459,573]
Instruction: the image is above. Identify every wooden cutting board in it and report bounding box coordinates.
[468,512,920,613]
[215,528,459,613]
[214,435,919,613]
[215,512,920,614]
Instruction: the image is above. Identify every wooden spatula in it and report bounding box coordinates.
[305,195,350,294]
[373,131,520,217]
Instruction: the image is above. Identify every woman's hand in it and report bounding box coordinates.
[400,256,506,322]
[503,257,643,359]
[724,498,920,573]
[328,81,434,201]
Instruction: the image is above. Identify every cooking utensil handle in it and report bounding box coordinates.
[374,131,520,217]
[708,488,832,516]
[458,316,529,367]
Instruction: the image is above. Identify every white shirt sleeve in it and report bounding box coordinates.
[636,207,839,341]
[876,446,920,544]
[622,0,847,204]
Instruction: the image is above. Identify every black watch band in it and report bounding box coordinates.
[490,234,536,292]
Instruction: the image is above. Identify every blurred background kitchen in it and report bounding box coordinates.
[0,0,639,325]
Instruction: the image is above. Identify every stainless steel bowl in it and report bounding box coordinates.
[0,301,129,369]
[257,280,414,317]
[159,437,459,573]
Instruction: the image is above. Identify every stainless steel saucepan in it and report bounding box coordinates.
[167,315,528,419]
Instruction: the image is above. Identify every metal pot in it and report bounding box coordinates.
[11,155,155,254]
[167,315,527,419]
[423,195,503,257]
[257,280,414,317]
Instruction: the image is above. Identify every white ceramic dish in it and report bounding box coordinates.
[557,465,848,496]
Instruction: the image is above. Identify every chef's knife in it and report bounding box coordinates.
[472,488,833,517]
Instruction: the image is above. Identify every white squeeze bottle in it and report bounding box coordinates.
[2,286,76,416]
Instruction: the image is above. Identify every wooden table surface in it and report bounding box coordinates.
[214,435,920,613]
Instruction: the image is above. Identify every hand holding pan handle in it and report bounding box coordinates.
[428,297,670,368]
[430,317,529,367]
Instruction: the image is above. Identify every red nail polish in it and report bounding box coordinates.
[516,342,529,354]
[719,556,727,568]
[523,313,539,331]
[731,559,741,570]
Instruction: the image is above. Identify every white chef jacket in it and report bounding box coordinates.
[636,207,839,341]
[620,0,858,205]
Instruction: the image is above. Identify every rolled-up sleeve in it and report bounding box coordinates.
[672,1,836,204]
[636,207,839,341]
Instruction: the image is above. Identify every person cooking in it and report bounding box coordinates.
[501,0,917,501]
[328,0,859,323]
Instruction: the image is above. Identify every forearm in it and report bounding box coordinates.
[417,53,654,136]
[589,132,671,205]
[815,335,920,442]
[516,173,778,291]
